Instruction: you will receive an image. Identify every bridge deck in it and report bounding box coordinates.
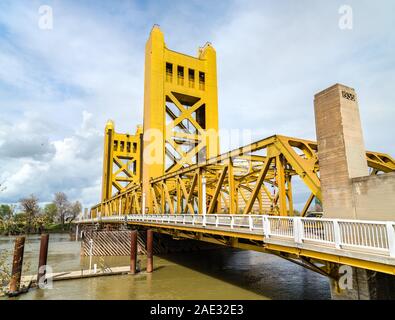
[77,214,395,275]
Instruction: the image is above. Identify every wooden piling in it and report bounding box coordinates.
[146,230,153,273]
[130,230,137,274]
[9,236,25,295]
[37,234,49,286]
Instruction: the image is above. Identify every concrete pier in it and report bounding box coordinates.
[330,267,395,300]
[314,83,395,221]
[314,83,395,299]
[314,83,368,219]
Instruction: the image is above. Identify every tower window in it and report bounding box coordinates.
[177,66,184,86]
[199,72,205,90]
[166,62,173,82]
[188,69,195,88]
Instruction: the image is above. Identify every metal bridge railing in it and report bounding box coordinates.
[78,214,395,258]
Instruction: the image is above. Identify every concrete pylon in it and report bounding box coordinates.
[314,83,369,219]
[314,84,395,299]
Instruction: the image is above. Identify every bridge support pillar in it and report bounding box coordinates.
[314,83,368,219]
[146,230,153,273]
[330,266,395,300]
[130,230,138,274]
[314,83,395,220]
[37,234,49,286]
[9,236,25,296]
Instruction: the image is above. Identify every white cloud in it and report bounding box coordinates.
[0,111,57,160]
[213,0,395,155]
[0,110,102,206]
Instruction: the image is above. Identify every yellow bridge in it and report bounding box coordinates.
[77,26,395,299]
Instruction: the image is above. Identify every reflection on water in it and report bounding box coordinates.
[0,234,330,300]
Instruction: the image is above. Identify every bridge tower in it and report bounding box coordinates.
[101,121,143,202]
[142,26,220,212]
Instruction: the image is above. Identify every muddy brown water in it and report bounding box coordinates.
[0,234,330,300]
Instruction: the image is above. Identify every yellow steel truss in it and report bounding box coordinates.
[101,120,142,201]
[93,134,395,218]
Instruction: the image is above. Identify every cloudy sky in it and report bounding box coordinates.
[0,0,394,209]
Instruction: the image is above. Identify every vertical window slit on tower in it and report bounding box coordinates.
[166,62,173,82]
[199,71,205,90]
[177,66,184,86]
[188,68,195,88]
[132,160,136,174]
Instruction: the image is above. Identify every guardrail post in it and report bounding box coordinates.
[333,219,341,249]
[249,216,253,231]
[386,222,395,258]
[215,215,219,228]
[192,215,195,226]
[263,216,271,238]
[202,214,207,227]
[230,216,234,229]
[293,217,303,244]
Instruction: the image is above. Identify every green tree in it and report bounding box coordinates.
[43,203,57,224]
[19,195,40,233]
[0,204,14,219]
[67,200,82,226]
[53,192,69,230]
[0,205,13,235]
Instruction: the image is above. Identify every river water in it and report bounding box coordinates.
[0,233,331,300]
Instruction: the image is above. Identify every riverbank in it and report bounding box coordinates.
[0,223,73,236]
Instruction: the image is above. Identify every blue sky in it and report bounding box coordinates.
[0,0,394,209]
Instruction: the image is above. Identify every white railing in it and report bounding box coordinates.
[78,214,395,259]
